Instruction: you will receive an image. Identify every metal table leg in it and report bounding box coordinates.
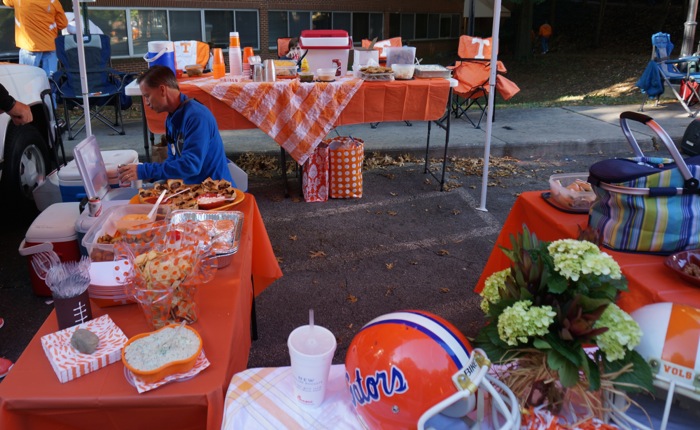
[424,87,453,191]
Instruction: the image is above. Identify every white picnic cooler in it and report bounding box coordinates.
[299,30,352,76]
[18,202,82,296]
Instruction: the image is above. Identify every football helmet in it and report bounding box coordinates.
[344,310,521,430]
[609,302,700,430]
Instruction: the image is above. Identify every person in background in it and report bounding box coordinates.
[538,22,552,54]
[117,65,233,186]
[0,83,33,125]
[3,0,68,79]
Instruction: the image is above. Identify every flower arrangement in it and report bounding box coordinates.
[475,225,653,421]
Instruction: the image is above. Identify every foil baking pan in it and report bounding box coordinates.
[169,210,244,267]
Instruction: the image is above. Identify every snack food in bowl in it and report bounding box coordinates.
[122,323,202,383]
[316,68,336,82]
[549,172,596,210]
[274,60,298,79]
[185,64,203,77]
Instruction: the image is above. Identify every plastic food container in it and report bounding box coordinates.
[299,71,314,82]
[122,324,202,383]
[169,209,244,268]
[316,68,336,82]
[274,60,298,79]
[414,64,451,79]
[81,204,172,262]
[384,47,416,68]
[392,64,415,80]
[185,64,203,76]
[549,172,596,210]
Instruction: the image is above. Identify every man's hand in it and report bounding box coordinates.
[7,100,33,125]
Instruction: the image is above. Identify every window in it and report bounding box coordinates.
[88,9,129,57]
[389,12,459,41]
[206,10,234,49]
[131,9,168,56]
[267,11,382,49]
[169,10,202,41]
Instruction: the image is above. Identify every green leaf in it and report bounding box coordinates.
[545,333,582,367]
[533,338,551,349]
[547,274,568,294]
[547,349,580,388]
[581,351,601,391]
[473,324,510,363]
[605,350,654,393]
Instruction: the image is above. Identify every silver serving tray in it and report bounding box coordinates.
[169,210,244,266]
[414,65,451,79]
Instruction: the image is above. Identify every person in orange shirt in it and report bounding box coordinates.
[3,0,68,79]
[538,22,553,54]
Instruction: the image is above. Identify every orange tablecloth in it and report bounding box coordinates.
[142,76,451,163]
[475,190,700,313]
[0,194,282,430]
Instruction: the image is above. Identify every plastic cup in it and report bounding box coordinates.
[287,324,336,407]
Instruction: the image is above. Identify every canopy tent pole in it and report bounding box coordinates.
[476,0,502,212]
[71,0,92,137]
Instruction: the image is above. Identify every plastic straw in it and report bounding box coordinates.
[309,309,314,329]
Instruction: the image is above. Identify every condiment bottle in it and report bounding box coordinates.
[229,32,243,76]
[301,58,310,73]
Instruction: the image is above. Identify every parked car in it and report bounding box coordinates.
[0,62,63,210]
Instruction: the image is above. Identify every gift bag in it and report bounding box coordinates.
[328,137,364,199]
[302,142,329,202]
[588,112,700,255]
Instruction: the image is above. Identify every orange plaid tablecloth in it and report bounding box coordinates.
[187,77,363,165]
[141,76,451,164]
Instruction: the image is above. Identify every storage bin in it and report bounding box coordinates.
[18,202,82,296]
[299,30,352,77]
[384,47,416,68]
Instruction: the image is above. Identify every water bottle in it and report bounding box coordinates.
[229,32,243,76]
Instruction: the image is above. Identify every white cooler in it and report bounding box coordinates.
[58,146,139,202]
[299,29,352,76]
[18,202,82,296]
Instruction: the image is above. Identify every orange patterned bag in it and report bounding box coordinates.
[328,137,364,199]
[302,142,329,202]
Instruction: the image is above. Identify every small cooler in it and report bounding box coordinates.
[18,202,82,296]
[58,147,139,202]
[299,30,352,76]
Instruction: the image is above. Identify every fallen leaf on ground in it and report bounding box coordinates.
[309,250,327,258]
[438,249,450,256]
[347,295,358,303]
[385,262,394,270]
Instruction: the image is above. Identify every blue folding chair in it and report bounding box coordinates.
[52,34,136,140]
[637,32,700,117]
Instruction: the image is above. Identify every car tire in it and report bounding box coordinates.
[1,124,49,210]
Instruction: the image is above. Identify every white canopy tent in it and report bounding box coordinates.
[69,0,94,138]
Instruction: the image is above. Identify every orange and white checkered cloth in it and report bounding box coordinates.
[222,365,362,430]
[190,77,363,165]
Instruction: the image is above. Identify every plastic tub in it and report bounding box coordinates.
[549,172,596,211]
[82,204,172,262]
[316,68,336,82]
[384,47,416,68]
[392,64,415,80]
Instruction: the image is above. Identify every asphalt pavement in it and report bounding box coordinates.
[1,100,696,375]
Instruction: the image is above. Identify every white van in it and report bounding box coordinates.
[0,62,63,209]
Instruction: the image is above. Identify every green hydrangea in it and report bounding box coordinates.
[480,269,510,313]
[593,303,642,362]
[497,300,556,346]
[547,239,622,282]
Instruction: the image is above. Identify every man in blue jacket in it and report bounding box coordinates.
[117,65,233,186]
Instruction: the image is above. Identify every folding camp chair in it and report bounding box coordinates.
[637,32,700,117]
[449,36,519,129]
[52,34,136,140]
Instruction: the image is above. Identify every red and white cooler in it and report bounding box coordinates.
[18,202,82,296]
[299,30,352,76]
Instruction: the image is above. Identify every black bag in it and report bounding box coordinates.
[681,117,700,156]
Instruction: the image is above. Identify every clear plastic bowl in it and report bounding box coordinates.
[549,172,596,210]
[392,64,415,80]
[316,68,336,82]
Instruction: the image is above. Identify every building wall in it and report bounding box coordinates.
[97,1,463,73]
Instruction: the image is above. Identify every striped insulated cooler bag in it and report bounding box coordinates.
[588,111,700,255]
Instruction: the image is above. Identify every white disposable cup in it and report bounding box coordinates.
[287,324,336,407]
